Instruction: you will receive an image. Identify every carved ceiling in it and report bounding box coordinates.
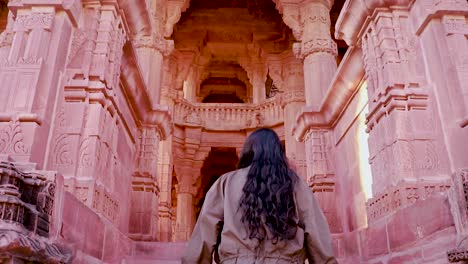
[173,0,295,54]
[167,0,347,101]
[198,61,251,102]
[172,0,295,102]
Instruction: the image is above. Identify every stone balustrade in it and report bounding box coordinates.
[173,96,287,130]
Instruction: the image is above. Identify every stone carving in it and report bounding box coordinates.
[53,134,74,167]
[133,34,175,56]
[0,121,30,155]
[0,160,71,263]
[67,6,126,91]
[0,229,71,264]
[135,127,161,177]
[367,180,451,222]
[174,96,284,130]
[184,111,202,125]
[305,130,335,192]
[294,38,338,59]
[14,12,54,30]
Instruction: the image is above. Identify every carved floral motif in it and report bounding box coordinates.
[0,121,30,155]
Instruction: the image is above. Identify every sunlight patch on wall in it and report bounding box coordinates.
[356,82,373,200]
[183,80,189,100]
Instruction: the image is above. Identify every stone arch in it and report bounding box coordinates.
[194,147,239,218]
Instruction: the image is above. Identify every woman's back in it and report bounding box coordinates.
[182,128,337,264]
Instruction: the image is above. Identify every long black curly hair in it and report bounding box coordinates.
[238,128,299,243]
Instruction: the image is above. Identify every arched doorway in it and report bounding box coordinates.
[194,147,239,219]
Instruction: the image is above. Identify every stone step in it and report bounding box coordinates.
[124,242,186,264]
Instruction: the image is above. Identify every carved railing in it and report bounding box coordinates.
[173,94,296,130]
[0,159,71,263]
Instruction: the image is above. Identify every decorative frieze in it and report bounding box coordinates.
[367,179,451,223]
[14,12,54,30]
[293,38,337,59]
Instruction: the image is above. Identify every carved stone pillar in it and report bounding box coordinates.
[282,57,307,179]
[292,0,337,108]
[359,7,451,222]
[157,138,173,241]
[282,0,340,231]
[303,129,340,232]
[410,0,468,171]
[174,172,197,241]
[129,126,161,241]
[251,63,267,104]
[0,1,79,167]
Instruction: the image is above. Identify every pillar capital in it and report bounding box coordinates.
[293,39,337,60]
[280,1,337,60]
[132,34,175,57]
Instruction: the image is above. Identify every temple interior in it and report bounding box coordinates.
[0,0,467,263]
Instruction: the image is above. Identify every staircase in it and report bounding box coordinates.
[124,242,186,264]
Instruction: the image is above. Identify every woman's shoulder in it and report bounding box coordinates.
[220,166,250,181]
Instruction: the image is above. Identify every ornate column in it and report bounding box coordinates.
[251,63,267,104]
[47,1,128,227]
[157,55,178,241]
[409,0,468,171]
[174,166,198,241]
[291,0,337,109]
[356,4,451,223]
[157,138,173,241]
[281,0,340,232]
[304,129,339,231]
[129,126,162,241]
[241,45,267,104]
[0,1,79,167]
[279,55,307,179]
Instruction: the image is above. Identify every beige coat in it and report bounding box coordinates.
[182,167,338,264]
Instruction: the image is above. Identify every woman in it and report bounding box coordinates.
[182,128,337,263]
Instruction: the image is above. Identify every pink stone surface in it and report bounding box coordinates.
[0,0,467,262]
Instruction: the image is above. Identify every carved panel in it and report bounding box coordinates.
[304,129,335,192]
[367,179,451,222]
[0,121,30,155]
